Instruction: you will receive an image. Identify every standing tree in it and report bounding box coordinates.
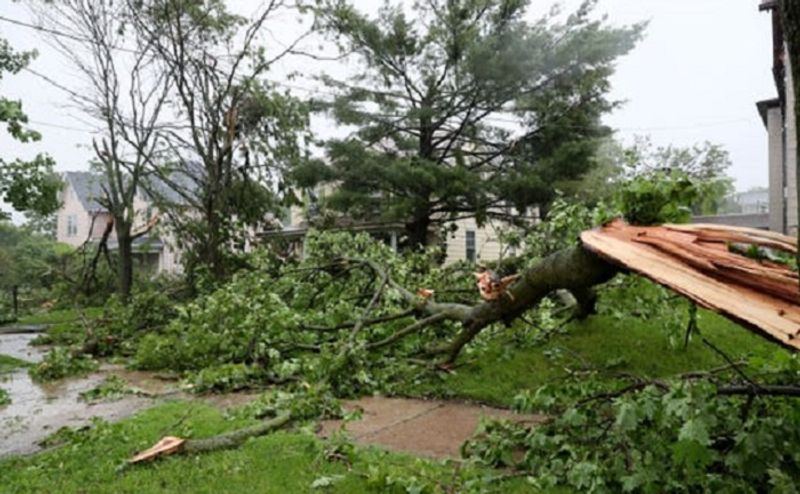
[295,0,643,247]
[33,0,172,301]
[618,137,734,216]
[0,38,60,219]
[125,0,311,284]
[0,221,61,319]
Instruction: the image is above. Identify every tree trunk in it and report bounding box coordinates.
[116,225,134,302]
[183,413,292,454]
[406,214,431,250]
[781,0,800,281]
[206,208,226,281]
[440,244,618,362]
[11,285,18,319]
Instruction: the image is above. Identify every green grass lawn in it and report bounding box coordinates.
[16,307,105,347]
[0,300,790,493]
[422,310,787,406]
[16,307,103,326]
[0,400,538,494]
[0,354,29,374]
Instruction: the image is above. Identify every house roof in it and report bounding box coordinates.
[142,161,204,205]
[64,172,106,212]
[63,164,202,213]
[759,0,778,11]
[756,98,781,127]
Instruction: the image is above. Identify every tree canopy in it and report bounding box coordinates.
[124,0,311,283]
[293,0,643,246]
[0,38,60,219]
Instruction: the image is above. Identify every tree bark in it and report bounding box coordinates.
[406,213,432,250]
[182,413,292,454]
[352,243,619,363]
[439,244,618,362]
[11,285,18,319]
[116,225,134,302]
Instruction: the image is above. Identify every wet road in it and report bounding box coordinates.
[0,333,155,457]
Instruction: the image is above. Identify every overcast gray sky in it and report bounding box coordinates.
[0,0,776,201]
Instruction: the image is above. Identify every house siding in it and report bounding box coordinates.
[444,218,505,265]
[56,185,111,246]
[786,56,799,235]
[761,4,799,235]
[767,104,786,232]
[55,174,185,275]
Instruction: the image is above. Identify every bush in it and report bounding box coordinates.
[0,387,10,406]
[616,171,698,225]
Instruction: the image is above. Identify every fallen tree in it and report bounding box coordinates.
[303,219,799,366]
[125,219,800,465]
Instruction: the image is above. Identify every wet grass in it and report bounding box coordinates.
[0,291,790,492]
[424,309,786,406]
[0,400,539,494]
[0,354,30,374]
[23,308,104,347]
[16,307,103,326]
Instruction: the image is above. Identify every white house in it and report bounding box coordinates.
[261,187,522,265]
[56,172,183,274]
[758,0,798,235]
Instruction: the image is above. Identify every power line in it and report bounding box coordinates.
[0,13,138,54]
[28,119,94,133]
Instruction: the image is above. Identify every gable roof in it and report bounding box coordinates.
[63,172,106,212]
[62,165,202,213]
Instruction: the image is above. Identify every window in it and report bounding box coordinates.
[465,230,476,263]
[67,214,78,237]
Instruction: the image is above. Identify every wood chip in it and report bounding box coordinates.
[129,436,185,464]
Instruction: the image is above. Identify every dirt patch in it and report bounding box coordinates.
[319,396,544,459]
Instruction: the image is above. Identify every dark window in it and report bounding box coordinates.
[465,230,476,263]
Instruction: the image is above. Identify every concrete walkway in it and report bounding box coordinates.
[319,396,544,459]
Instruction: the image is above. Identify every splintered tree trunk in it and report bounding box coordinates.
[782,0,800,279]
[440,245,618,362]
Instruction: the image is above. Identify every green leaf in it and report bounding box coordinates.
[310,474,345,489]
[679,418,710,446]
[615,402,639,432]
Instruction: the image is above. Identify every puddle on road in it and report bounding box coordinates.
[0,334,160,457]
[1,333,47,363]
[0,333,260,458]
